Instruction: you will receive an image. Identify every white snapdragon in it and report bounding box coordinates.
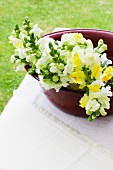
[50,63,64,74]
[98,96,110,109]
[61,33,85,45]
[39,75,62,92]
[63,60,73,75]
[91,79,104,87]
[85,52,100,68]
[36,36,54,53]
[86,99,100,112]
[9,36,23,48]
[19,30,28,41]
[100,53,112,65]
[10,55,16,63]
[35,52,52,74]
[88,86,112,114]
[86,39,94,49]
[59,75,71,87]
[61,33,77,45]
[26,54,37,64]
[101,86,112,97]
[60,50,72,62]
[15,48,27,59]
[15,63,25,72]
[30,24,43,37]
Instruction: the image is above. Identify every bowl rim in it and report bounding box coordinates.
[42,28,113,38]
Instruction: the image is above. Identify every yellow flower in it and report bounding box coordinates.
[70,70,85,84]
[75,33,83,40]
[79,94,89,108]
[15,41,23,48]
[102,75,112,83]
[102,66,113,83]
[88,84,101,92]
[91,64,102,80]
[70,52,81,67]
[104,66,113,75]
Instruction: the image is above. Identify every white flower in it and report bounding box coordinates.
[9,36,23,48]
[101,86,112,97]
[89,86,112,110]
[61,33,76,45]
[39,75,62,92]
[89,85,112,99]
[63,61,73,75]
[30,24,43,37]
[15,63,25,72]
[92,79,104,87]
[50,63,64,74]
[86,39,94,49]
[61,33,85,45]
[15,59,21,64]
[86,99,100,112]
[37,36,55,52]
[98,96,110,109]
[15,48,27,59]
[26,54,37,64]
[35,52,52,74]
[85,52,100,68]
[10,55,16,63]
[100,53,112,65]
[19,30,28,41]
[60,75,71,87]
[60,50,71,61]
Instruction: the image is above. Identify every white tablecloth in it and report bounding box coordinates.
[17,74,113,152]
[0,74,113,170]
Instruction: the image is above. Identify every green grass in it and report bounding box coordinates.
[1,0,113,112]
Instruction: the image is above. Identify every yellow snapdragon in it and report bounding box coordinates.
[91,64,102,80]
[102,66,113,83]
[75,33,83,41]
[88,84,101,92]
[70,52,81,67]
[70,70,85,84]
[79,94,89,108]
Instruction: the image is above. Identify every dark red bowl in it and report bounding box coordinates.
[30,29,113,117]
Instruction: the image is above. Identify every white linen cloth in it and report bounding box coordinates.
[18,74,113,152]
[0,74,113,170]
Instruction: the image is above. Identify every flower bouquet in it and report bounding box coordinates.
[9,17,113,121]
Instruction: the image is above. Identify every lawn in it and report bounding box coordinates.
[1,0,113,112]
